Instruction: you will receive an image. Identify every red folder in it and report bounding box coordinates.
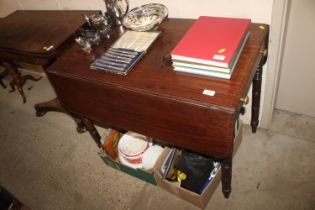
[171,16,251,68]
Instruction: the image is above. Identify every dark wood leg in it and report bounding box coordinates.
[251,64,263,133]
[0,80,5,88]
[73,117,86,133]
[20,74,42,84]
[81,118,102,148]
[34,98,86,133]
[0,68,8,88]
[35,97,64,116]
[251,27,269,133]
[1,60,41,103]
[221,156,232,198]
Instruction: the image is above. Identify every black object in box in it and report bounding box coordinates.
[153,122,243,209]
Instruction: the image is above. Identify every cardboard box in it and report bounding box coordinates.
[153,123,243,209]
[98,123,242,207]
[98,149,160,185]
[98,130,163,185]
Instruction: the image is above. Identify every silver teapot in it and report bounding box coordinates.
[104,0,129,25]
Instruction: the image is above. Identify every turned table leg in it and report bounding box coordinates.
[81,118,102,148]
[251,26,269,133]
[221,156,232,198]
[251,64,263,133]
[34,97,86,133]
[251,46,268,133]
[1,60,41,103]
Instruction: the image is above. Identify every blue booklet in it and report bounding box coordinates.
[90,31,160,75]
[90,48,144,75]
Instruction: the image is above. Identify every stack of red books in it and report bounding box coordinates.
[171,16,251,79]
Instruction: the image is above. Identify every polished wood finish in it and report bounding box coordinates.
[48,19,269,156]
[0,10,92,65]
[45,18,269,198]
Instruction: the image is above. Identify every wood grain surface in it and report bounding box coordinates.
[47,18,269,157]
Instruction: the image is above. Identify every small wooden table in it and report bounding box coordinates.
[45,18,269,198]
[0,10,97,131]
[0,10,92,103]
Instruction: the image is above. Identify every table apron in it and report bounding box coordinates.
[50,74,237,158]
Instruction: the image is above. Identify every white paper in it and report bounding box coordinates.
[112,30,160,52]
[202,89,216,96]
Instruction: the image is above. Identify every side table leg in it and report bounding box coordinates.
[251,27,269,133]
[0,68,8,88]
[20,74,42,85]
[1,60,41,103]
[251,64,263,133]
[35,97,64,116]
[221,156,232,198]
[81,118,102,148]
[73,117,86,133]
[34,98,86,133]
[0,80,5,88]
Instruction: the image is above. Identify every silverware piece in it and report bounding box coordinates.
[108,48,138,56]
[96,59,128,67]
[102,54,133,62]
[101,56,130,64]
[105,51,135,59]
[92,63,126,71]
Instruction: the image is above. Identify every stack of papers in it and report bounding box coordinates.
[112,30,160,52]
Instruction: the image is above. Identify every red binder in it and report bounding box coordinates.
[171,16,251,68]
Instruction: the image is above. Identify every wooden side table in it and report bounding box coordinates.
[46,18,269,198]
[0,10,96,131]
[0,10,94,103]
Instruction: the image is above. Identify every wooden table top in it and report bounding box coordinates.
[48,18,269,112]
[0,10,95,64]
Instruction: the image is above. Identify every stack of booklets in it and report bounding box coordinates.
[171,16,251,79]
[91,30,160,75]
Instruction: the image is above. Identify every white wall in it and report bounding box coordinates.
[0,0,274,126]
[0,0,273,22]
[276,0,315,117]
[131,0,273,22]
